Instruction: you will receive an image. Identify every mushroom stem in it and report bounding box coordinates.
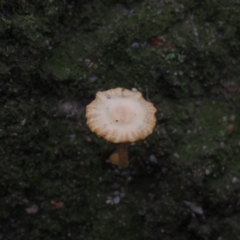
[117,143,129,168]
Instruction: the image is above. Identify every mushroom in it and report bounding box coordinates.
[85,88,157,167]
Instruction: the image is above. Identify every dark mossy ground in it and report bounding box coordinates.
[1,0,240,239]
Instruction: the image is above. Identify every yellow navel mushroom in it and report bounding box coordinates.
[85,87,157,167]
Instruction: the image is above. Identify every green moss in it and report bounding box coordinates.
[1,0,240,239]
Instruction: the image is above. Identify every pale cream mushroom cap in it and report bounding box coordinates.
[86,88,157,143]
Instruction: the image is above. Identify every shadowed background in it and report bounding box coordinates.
[1,0,240,239]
